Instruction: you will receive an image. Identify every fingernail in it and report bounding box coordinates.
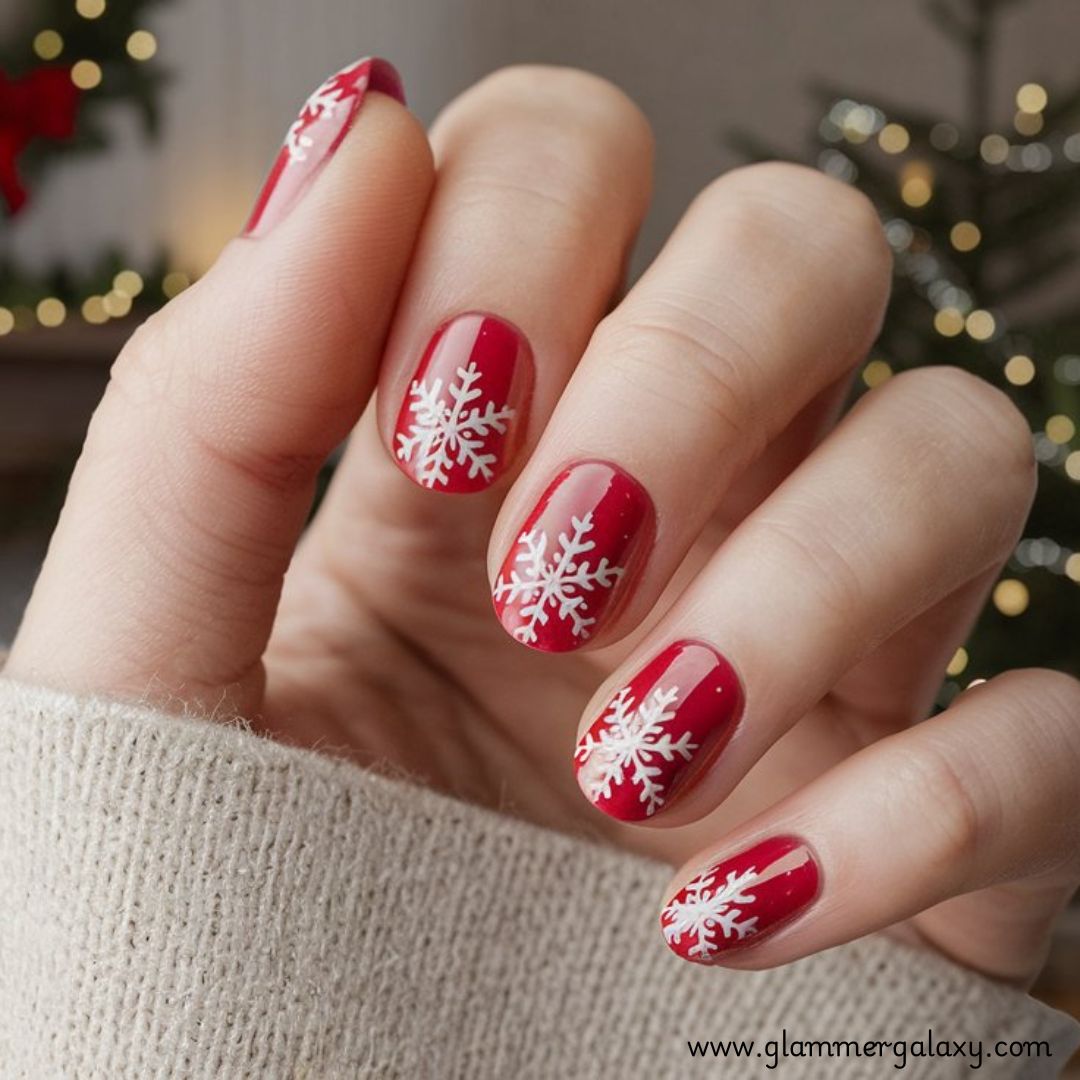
[661,837,820,963]
[574,640,743,820]
[244,56,405,238]
[394,313,533,492]
[492,461,653,652]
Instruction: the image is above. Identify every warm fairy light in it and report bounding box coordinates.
[33,29,63,60]
[102,290,132,318]
[934,307,965,337]
[862,359,892,387]
[71,59,102,90]
[1013,110,1044,137]
[113,269,144,297]
[1066,553,1080,582]
[1045,414,1076,444]
[979,134,1009,164]
[126,30,157,61]
[1065,451,1080,482]
[965,309,996,341]
[81,296,108,324]
[36,298,66,328]
[841,105,877,143]
[1015,82,1048,114]
[1004,354,1035,386]
[946,647,969,676]
[162,271,191,298]
[0,308,13,335]
[992,579,1029,616]
[949,221,981,252]
[878,123,910,154]
[75,0,106,17]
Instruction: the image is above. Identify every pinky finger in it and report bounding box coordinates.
[659,669,1080,976]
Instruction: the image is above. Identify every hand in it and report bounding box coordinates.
[8,62,1078,983]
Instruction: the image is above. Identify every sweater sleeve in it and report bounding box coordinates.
[0,678,1076,1079]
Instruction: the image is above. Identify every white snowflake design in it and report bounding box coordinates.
[662,866,761,959]
[493,513,623,644]
[285,61,370,164]
[395,361,516,488]
[575,685,697,816]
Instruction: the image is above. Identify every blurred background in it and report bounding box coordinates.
[0,0,1077,1042]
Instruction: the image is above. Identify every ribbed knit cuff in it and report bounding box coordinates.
[0,678,1076,1078]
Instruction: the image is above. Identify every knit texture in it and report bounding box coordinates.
[0,678,1075,1079]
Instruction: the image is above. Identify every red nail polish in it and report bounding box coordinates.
[575,640,743,820]
[492,461,654,652]
[661,837,820,963]
[394,313,533,493]
[244,56,405,238]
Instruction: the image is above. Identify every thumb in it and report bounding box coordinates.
[6,58,433,711]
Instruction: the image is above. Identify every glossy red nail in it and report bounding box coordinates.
[574,640,743,820]
[244,56,405,238]
[394,313,533,492]
[661,837,820,963]
[492,461,653,652]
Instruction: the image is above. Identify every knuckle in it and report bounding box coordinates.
[891,737,992,874]
[594,303,766,457]
[432,66,652,199]
[894,366,1036,495]
[756,508,868,626]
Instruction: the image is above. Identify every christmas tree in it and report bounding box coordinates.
[735,0,1079,698]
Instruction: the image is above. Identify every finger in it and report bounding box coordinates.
[572,367,1036,824]
[297,64,653,635]
[6,60,433,709]
[488,163,891,652]
[657,669,1080,974]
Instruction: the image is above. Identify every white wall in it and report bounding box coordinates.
[4,0,1077,277]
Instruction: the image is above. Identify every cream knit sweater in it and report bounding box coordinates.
[0,678,1076,1079]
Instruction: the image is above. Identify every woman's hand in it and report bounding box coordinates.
[7,62,1079,983]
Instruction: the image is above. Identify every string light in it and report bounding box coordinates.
[162,271,191,298]
[965,309,996,341]
[1065,452,1080,482]
[113,270,144,297]
[933,307,965,337]
[929,123,959,151]
[0,308,14,335]
[36,298,66,328]
[900,161,933,207]
[1045,414,1076,444]
[81,296,108,324]
[1015,82,1048,114]
[102,290,132,318]
[126,30,157,61]
[1055,355,1080,384]
[992,579,1029,616]
[1066,554,1080,582]
[33,29,64,60]
[949,221,981,251]
[1014,110,1043,136]
[862,359,892,388]
[1004,354,1035,385]
[946,647,969,676]
[75,0,106,18]
[71,60,102,90]
[878,123,910,154]
[979,134,1009,164]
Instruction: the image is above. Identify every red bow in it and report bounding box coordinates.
[0,66,81,215]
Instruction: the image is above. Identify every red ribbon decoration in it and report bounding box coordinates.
[0,66,81,215]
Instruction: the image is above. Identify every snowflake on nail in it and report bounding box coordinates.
[662,866,760,959]
[286,60,370,164]
[576,685,697,816]
[493,513,623,644]
[395,361,516,488]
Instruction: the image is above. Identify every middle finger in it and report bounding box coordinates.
[488,163,892,653]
